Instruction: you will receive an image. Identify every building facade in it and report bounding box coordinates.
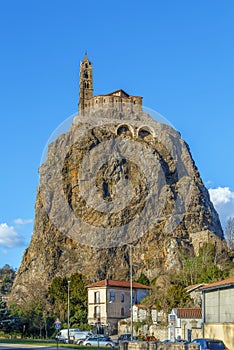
[168,308,202,342]
[87,279,150,333]
[200,277,234,350]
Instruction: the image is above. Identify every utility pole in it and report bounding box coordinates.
[128,244,133,341]
[67,280,71,343]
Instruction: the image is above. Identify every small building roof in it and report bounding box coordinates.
[198,277,234,291]
[185,283,207,292]
[174,308,202,319]
[96,89,142,99]
[87,278,151,289]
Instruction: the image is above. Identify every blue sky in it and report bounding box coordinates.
[0,0,233,268]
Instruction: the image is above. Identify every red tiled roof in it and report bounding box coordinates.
[87,279,151,289]
[176,308,202,319]
[199,277,234,291]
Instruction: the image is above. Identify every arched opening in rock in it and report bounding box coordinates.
[138,126,154,139]
[116,124,133,137]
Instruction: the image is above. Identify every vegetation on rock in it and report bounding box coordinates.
[0,265,16,295]
[141,242,233,314]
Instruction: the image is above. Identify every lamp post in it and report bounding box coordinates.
[67,280,71,343]
[128,244,133,341]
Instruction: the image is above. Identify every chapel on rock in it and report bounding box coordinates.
[78,54,142,115]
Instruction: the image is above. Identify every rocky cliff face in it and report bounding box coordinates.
[11,105,226,305]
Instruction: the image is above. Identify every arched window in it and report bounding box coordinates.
[109,291,115,302]
[94,306,100,318]
[121,307,125,316]
[94,291,100,304]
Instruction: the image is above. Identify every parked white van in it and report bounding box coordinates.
[56,328,80,342]
[56,329,92,343]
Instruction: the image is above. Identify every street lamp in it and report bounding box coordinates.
[127,244,133,341]
[67,280,71,342]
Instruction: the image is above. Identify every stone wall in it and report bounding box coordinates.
[189,230,226,256]
[118,322,168,342]
[84,96,142,115]
[120,341,199,350]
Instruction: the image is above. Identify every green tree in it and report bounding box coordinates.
[165,284,191,312]
[0,298,9,324]
[48,276,68,323]
[69,273,88,328]
[0,299,22,334]
[136,273,150,286]
[197,265,227,283]
[48,273,88,328]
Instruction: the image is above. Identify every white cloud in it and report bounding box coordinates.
[0,223,25,248]
[209,187,234,229]
[209,187,234,206]
[14,218,33,225]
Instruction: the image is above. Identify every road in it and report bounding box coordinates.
[0,344,70,350]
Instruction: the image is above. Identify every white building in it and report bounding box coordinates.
[132,304,158,323]
[168,308,202,341]
[87,278,150,333]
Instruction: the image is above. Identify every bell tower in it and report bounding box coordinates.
[78,54,93,115]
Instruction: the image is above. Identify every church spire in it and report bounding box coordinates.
[78,54,93,115]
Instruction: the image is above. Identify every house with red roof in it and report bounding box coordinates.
[168,308,202,342]
[199,277,234,350]
[87,278,150,334]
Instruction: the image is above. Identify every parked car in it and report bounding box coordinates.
[77,335,110,345]
[192,338,228,350]
[174,338,190,344]
[74,332,93,345]
[82,336,116,347]
[118,334,131,342]
[161,339,173,343]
